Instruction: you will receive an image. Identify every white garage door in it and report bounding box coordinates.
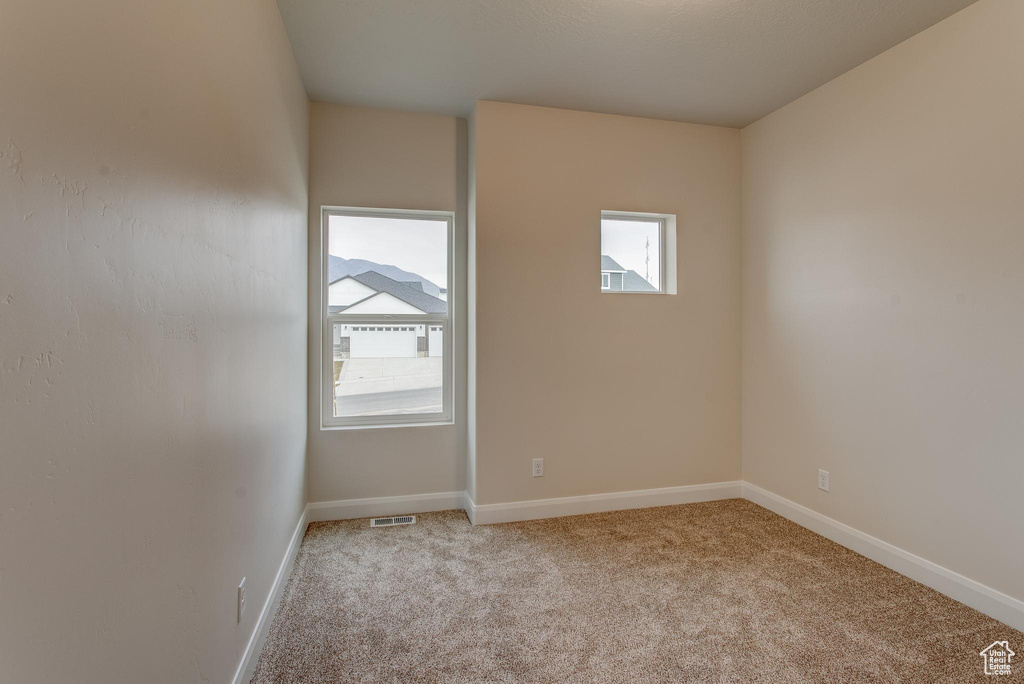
[428,326,443,357]
[350,326,417,358]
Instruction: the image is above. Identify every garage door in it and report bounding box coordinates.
[428,326,443,357]
[350,326,417,358]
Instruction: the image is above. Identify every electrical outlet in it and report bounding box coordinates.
[237,577,246,623]
[818,469,830,492]
[532,458,544,477]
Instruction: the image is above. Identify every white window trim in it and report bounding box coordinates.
[601,272,611,289]
[600,210,678,295]
[321,206,455,430]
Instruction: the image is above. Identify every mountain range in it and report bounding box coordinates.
[327,256,442,297]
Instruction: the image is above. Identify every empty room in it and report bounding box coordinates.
[2,0,1022,681]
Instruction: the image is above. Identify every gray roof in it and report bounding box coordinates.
[601,255,626,271]
[335,271,448,314]
[327,255,441,297]
[623,270,658,292]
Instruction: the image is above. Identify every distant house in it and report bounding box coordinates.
[329,270,447,359]
[329,270,448,315]
[328,255,444,297]
[601,255,657,292]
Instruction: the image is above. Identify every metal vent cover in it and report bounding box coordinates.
[370,515,416,528]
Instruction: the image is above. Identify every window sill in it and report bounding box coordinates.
[320,419,455,432]
[600,290,671,295]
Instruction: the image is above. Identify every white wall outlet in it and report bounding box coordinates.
[237,577,246,623]
[532,458,544,477]
[818,469,830,492]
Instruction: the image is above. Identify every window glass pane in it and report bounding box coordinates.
[332,322,444,418]
[600,218,660,292]
[327,214,448,315]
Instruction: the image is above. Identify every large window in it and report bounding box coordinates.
[600,211,676,295]
[321,207,453,428]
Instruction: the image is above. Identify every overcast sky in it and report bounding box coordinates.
[601,219,660,288]
[329,215,448,288]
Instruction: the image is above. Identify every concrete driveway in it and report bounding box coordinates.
[336,357,443,397]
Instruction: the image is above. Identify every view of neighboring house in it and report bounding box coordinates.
[601,255,658,292]
[330,270,447,359]
[328,254,445,296]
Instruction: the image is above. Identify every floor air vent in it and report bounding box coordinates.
[370,515,416,528]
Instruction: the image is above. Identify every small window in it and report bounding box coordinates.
[322,207,453,429]
[600,211,676,295]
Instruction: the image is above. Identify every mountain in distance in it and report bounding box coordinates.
[327,256,442,297]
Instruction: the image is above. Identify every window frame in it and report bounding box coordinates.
[600,210,676,295]
[601,272,611,290]
[321,206,454,430]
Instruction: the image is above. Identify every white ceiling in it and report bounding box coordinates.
[277,0,978,128]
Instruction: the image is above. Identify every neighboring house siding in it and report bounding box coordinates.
[329,278,376,307]
[343,291,425,314]
[610,272,623,290]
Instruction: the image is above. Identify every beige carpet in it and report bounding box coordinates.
[251,499,1020,683]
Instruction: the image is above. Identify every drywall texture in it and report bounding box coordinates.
[742,0,1024,603]
[0,1,309,682]
[307,103,467,502]
[473,102,742,505]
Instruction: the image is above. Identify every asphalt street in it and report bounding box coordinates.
[336,386,442,416]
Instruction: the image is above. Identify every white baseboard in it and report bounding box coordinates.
[466,481,743,525]
[742,482,1024,632]
[232,505,309,684]
[307,491,465,523]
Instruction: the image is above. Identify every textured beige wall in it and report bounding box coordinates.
[742,0,1024,602]
[473,102,742,505]
[0,1,309,682]
[307,103,468,502]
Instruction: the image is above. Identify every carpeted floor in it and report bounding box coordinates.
[251,499,1020,683]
